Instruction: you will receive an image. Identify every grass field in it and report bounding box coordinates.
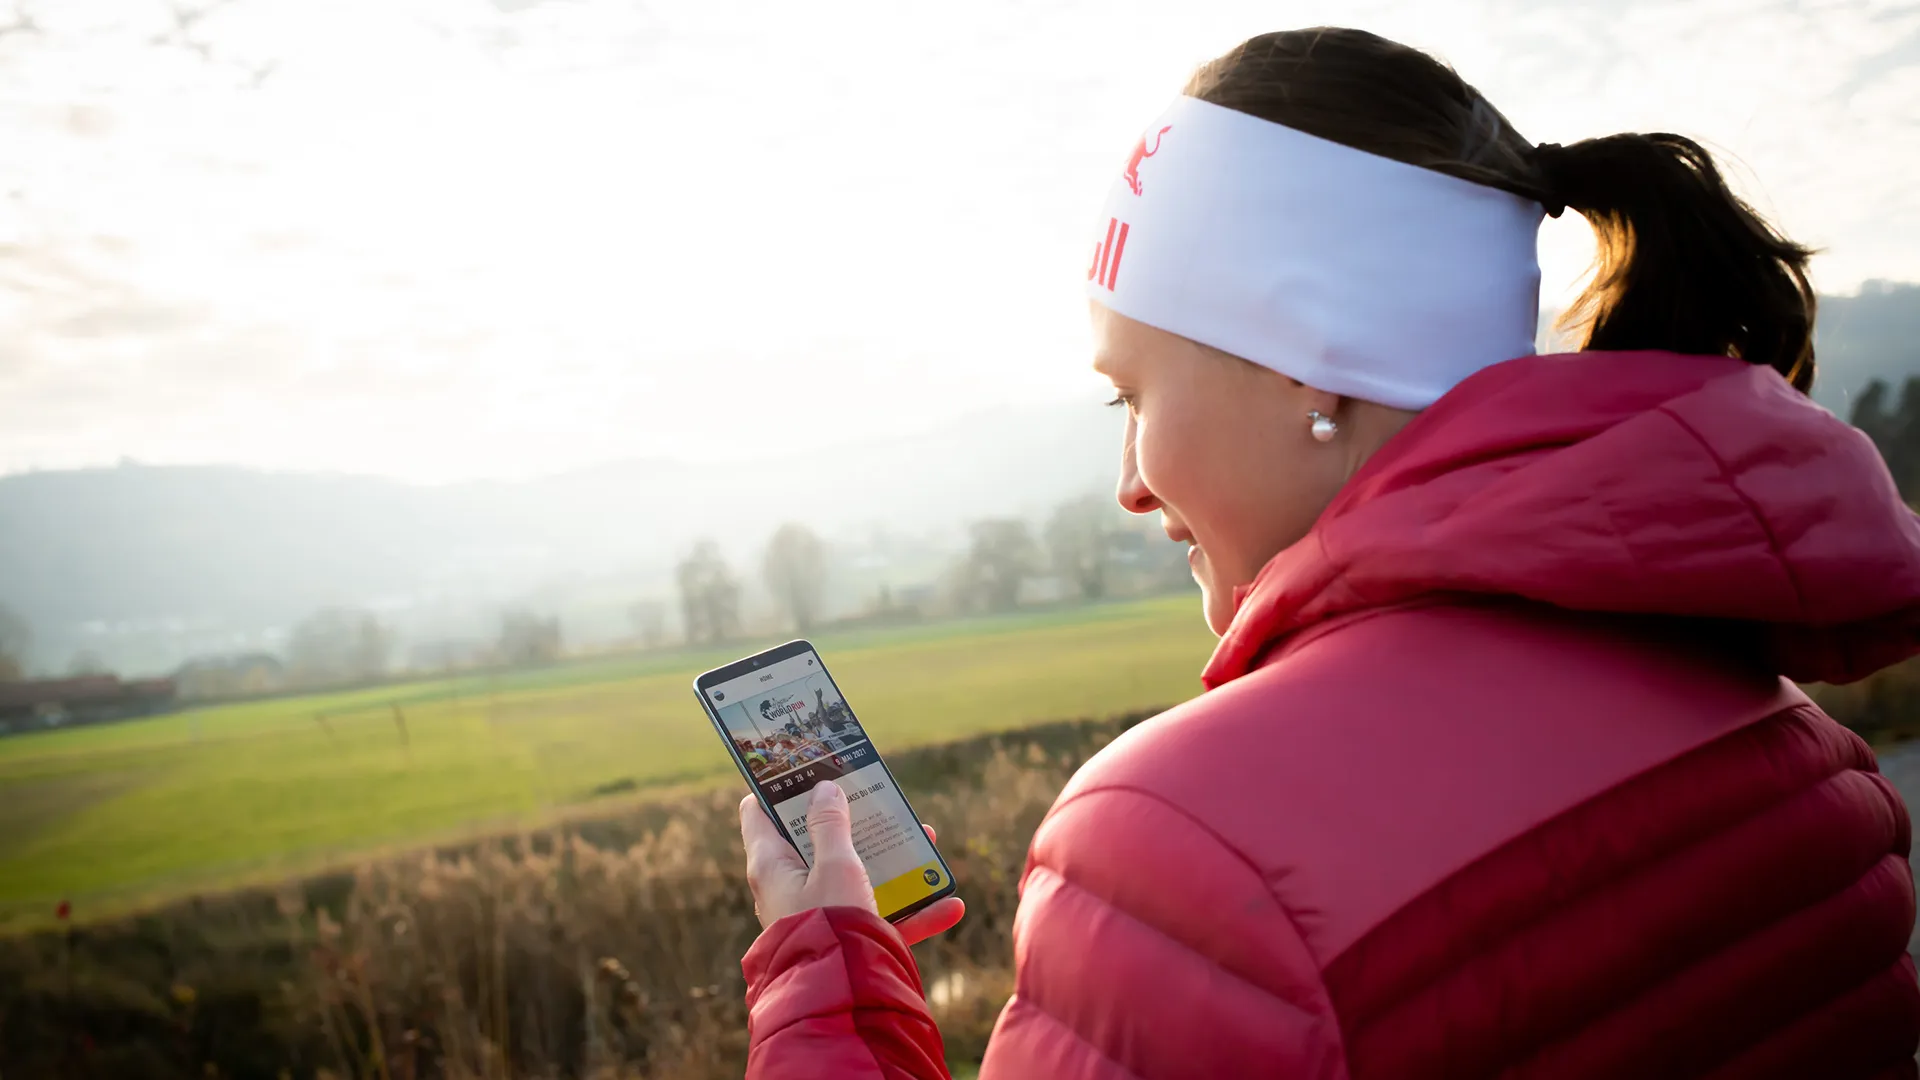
[0,596,1214,931]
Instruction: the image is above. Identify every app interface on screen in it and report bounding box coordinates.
[706,652,947,915]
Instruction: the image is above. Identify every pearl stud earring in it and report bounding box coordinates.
[1308,410,1338,443]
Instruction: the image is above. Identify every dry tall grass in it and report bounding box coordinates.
[304,737,1074,1080]
[0,714,1145,1080]
[1809,656,1920,747]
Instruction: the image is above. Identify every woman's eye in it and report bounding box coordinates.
[1106,394,1134,409]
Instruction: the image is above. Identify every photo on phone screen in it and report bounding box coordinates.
[696,643,955,921]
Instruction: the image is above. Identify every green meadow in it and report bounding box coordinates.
[0,596,1214,931]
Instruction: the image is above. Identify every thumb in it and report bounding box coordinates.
[805,781,860,867]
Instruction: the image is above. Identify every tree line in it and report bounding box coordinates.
[0,490,1170,687]
[662,379,1920,648]
[1851,375,1920,504]
[0,603,566,697]
[673,494,1187,646]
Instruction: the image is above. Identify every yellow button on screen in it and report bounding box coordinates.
[872,860,946,917]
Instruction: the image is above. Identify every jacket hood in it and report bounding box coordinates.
[1204,350,1920,689]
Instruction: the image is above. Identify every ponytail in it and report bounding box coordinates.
[1531,134,1817,393]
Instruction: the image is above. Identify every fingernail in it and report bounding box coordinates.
[811,781,840,810]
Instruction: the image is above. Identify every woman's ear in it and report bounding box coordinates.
[1299,389,1345,425]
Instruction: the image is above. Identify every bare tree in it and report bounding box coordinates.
[1852,375,1920,503]
[627,599,669,649]
[0,603,28,680]
[676,540,741,646]
[497,610,563,668]
[1047,495,1121,602]
[959,519,1043,613]
[287,608,390,688]
[763,523,828,633]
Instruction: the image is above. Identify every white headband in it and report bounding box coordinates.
[1087,95,1545,410]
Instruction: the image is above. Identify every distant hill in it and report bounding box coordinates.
[1812,281,1920,418]
[0,402,1125,674]
[1541,280,1920,416]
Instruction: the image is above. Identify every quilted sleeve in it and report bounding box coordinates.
[742,906,952,1080]
[980,785,1349,1079]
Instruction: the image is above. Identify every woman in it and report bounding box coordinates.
[735,28,1920,1079]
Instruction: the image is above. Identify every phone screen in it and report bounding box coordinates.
[699,646,953,919]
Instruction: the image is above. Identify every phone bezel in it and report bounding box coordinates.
[693,638,959,924]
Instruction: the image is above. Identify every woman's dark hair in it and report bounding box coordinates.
[1185,28,1817,393]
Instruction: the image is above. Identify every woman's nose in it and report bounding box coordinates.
[1116,419,1160,515]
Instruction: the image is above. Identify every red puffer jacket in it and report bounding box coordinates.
[741,351,1920,1079]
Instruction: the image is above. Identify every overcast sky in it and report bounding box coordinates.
[0,0,1914,482]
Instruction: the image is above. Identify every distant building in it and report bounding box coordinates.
[173,653,286,702]
[0,676,178,734]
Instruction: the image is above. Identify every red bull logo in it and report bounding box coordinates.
[1087,216,1130,291]
[1123,125,1172,196]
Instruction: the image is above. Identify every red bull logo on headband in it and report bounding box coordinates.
[1123,125,1172,196]
[1087,216,1131,291]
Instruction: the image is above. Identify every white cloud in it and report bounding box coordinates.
[0,0,1913,480]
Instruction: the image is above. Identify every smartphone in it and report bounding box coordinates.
[694,639,958,923]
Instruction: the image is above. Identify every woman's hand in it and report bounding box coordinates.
[740,780,966,946]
